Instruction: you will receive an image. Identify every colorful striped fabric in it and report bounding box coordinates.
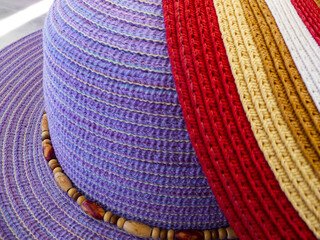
[163,0,320,239]
[0,0,320,239]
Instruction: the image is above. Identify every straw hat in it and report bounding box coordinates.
[0,0,319,239]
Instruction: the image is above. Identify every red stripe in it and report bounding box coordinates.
[162,0,316,239]
[291,0,320,45]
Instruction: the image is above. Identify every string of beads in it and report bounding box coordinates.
[41,112,238,240]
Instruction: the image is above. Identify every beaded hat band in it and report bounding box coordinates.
[41,112,237,240]
[1,0,320,239]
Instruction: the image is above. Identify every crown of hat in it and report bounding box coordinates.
[42,0,228,230]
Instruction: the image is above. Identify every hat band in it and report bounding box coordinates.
[40,112,237,240]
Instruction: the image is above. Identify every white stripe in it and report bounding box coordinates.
[265,0,320,112]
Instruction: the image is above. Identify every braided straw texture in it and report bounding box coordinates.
[291,0,320,45]
[42,0,228,231]
[213,0,320,237]
[239,0,320,187]
[0,31,137,240]
[264,0,320,112]
[162,0,316,238]
[314,0,320,9]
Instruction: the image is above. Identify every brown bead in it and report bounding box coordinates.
[81,200,105,220]
[72,192,81,201]
[41,114,49,132]
[226,227,237,239]
[110,214,119,225]
[48,159,58,168]
[218,228,226,240]
[77,196,86,205]
[117,217,126,229]
[50,163,60,170]
[167,229,174,240]
[103,211,112,222]
[54,172,72,192]
[53,167,62,174]
[42,139,51,145]
[67,188,77,197]
[151,227,160,239]
[175,230,204,240]
[160,229,167,240]
[204,230,211,240]
[211,230,218,240]
[123,220,152,238]
[43,143,56,162]
[41,131,50,141]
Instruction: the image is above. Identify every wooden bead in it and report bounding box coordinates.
[68,188,77,197]
[77,196,86,205]
[226,227,237,239]
[41,114,49,132]
[117,217,126,229]
[160,229,167,240]
[211,230,218,240]
[41,131,50,141]
[123,220,152,238]
[54,172,72,192]
[50,163,60,170]
[43,143,56,162]
[72,192,81,201]
[48,159,57,167]
[53,167,62,174]
[81,200,105,220]
[204,230,211,240]
[175,230,204,240]
[42,139,51,145]
[167,229,174,240]
[110,214,119,225]
[103,211,113,222]
[151,227,160,239]
[218,228,226,240]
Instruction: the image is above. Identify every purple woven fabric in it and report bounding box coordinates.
[0,31,139,239]
[0,0,229,239]
[43,0,228,231]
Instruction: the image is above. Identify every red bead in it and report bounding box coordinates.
[175,230,204,240]
[42,143,56,162]
[81,200,105,220]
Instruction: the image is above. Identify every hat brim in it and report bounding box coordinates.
[0,30,141,239]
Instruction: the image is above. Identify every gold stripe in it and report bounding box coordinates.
[313,0,320,9]
[239,0,320,186]
[213,0,320,236]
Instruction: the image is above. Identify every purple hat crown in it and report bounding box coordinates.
[42,0,228,230]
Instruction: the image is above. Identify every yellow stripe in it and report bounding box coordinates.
[240,0,320,198]
[213,0,320,236]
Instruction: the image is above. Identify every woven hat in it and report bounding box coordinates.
[0,0,319,239]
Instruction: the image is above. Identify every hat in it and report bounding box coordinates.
[0,0,319,239]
